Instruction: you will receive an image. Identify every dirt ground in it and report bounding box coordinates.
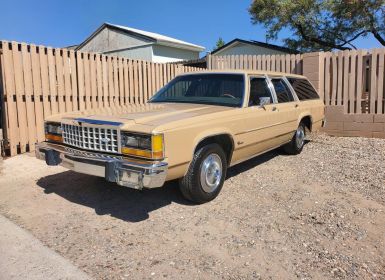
[0,134,384,280]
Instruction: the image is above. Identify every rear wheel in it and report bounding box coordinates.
[179,144,227,204]
[283,122,306,155]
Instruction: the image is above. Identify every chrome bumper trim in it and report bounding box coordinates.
[35,142,168,189]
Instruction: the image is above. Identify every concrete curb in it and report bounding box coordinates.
[0,214,92,280]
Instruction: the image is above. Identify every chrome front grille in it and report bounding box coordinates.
[62,124,119,153]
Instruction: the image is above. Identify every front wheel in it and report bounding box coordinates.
[179,144,227,204]
[283,122,306,155]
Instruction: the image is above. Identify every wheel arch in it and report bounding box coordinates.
[298,114,313,132]
[192,133,235,167]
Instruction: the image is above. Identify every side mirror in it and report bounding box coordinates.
[259,97,271,108]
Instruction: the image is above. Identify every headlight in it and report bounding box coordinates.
[121,132,164,159]
[45,122,63,142]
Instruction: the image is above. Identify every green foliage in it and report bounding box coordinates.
[214,37,226,51]
[249,0,385,51]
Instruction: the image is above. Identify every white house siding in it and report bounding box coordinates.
[152,45,200,63]
[107,45,153,61]
[213,42,288,56]
[78,27,151,53]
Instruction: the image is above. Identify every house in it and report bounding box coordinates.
[74,23,205,63]
[211,38,298,56]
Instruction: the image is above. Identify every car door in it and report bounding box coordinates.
[267,76,299,144]
[231,75,285,164]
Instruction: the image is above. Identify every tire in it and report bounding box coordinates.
[283,122,306,155]
[179,143,227,204]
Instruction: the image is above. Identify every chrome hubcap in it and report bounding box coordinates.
[296,126,305,148]
[200,153,222,193]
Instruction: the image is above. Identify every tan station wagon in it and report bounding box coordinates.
[36,70,324,203]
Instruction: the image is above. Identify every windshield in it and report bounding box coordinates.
[149,73,245,107]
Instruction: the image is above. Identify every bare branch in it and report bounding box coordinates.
[295,24,351,50]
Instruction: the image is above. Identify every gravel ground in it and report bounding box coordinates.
[0,134,384,279]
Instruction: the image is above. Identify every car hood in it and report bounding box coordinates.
[47,103,233,129]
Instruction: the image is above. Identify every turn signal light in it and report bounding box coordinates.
[45,134,63,142]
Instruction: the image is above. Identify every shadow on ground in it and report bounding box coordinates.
[36,147,291,223]
[37,172,192,223]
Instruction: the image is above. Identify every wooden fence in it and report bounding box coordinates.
[320,49,385,114]
[0,41,200,156]
[1,41,384,156]
[207,53,303,74]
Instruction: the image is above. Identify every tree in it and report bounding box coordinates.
[213,37,225,50]
[248,0,385,52]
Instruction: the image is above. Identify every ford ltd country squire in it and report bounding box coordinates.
[36,70,325,203]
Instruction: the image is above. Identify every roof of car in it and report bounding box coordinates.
[179,69,306,79]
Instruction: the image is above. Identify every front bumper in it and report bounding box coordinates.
[35,142,168,189]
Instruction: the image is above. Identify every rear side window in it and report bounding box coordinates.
[287,78,320,100]
[271,78,294,103]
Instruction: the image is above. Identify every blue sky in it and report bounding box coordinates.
[1,0,382,53]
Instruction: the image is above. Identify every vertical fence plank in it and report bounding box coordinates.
[150,62,155,97]
[2,42,19,155]
[318,52,325,101]
[356,50,364,113]
[290,54,295,74]
[143,61,148,102]
[325,53,331,106]
[21,43,37,150]
[77,52,85,110]
[118,57,124,105]
[295,54,302,74]
[95,54,103,108]
[128,59,134,104]
[337,51,343,106]
[107,56,114,106]
[261,55,266,71]
[113,56,119,106]
[163,63,167,86]
[90,53,98,108]
[69,50,78,111]
[123,59,129,105]
[343,50,349,113]
[377,49,384,114]
[285,55,290,73]
[154,62,160,92]
[62,50,73,111]
[47,48,58,114]
[39,46,51,117]
[30,45,45,142]
[370,49,378,113]
[348,51,357,113]
[55,48,66,113]
[101,55,108,107]
[331,52,338,106]
[133,60,139,104]
[12,42,28,153]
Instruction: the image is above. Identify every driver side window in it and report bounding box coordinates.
[249,77,273,106]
